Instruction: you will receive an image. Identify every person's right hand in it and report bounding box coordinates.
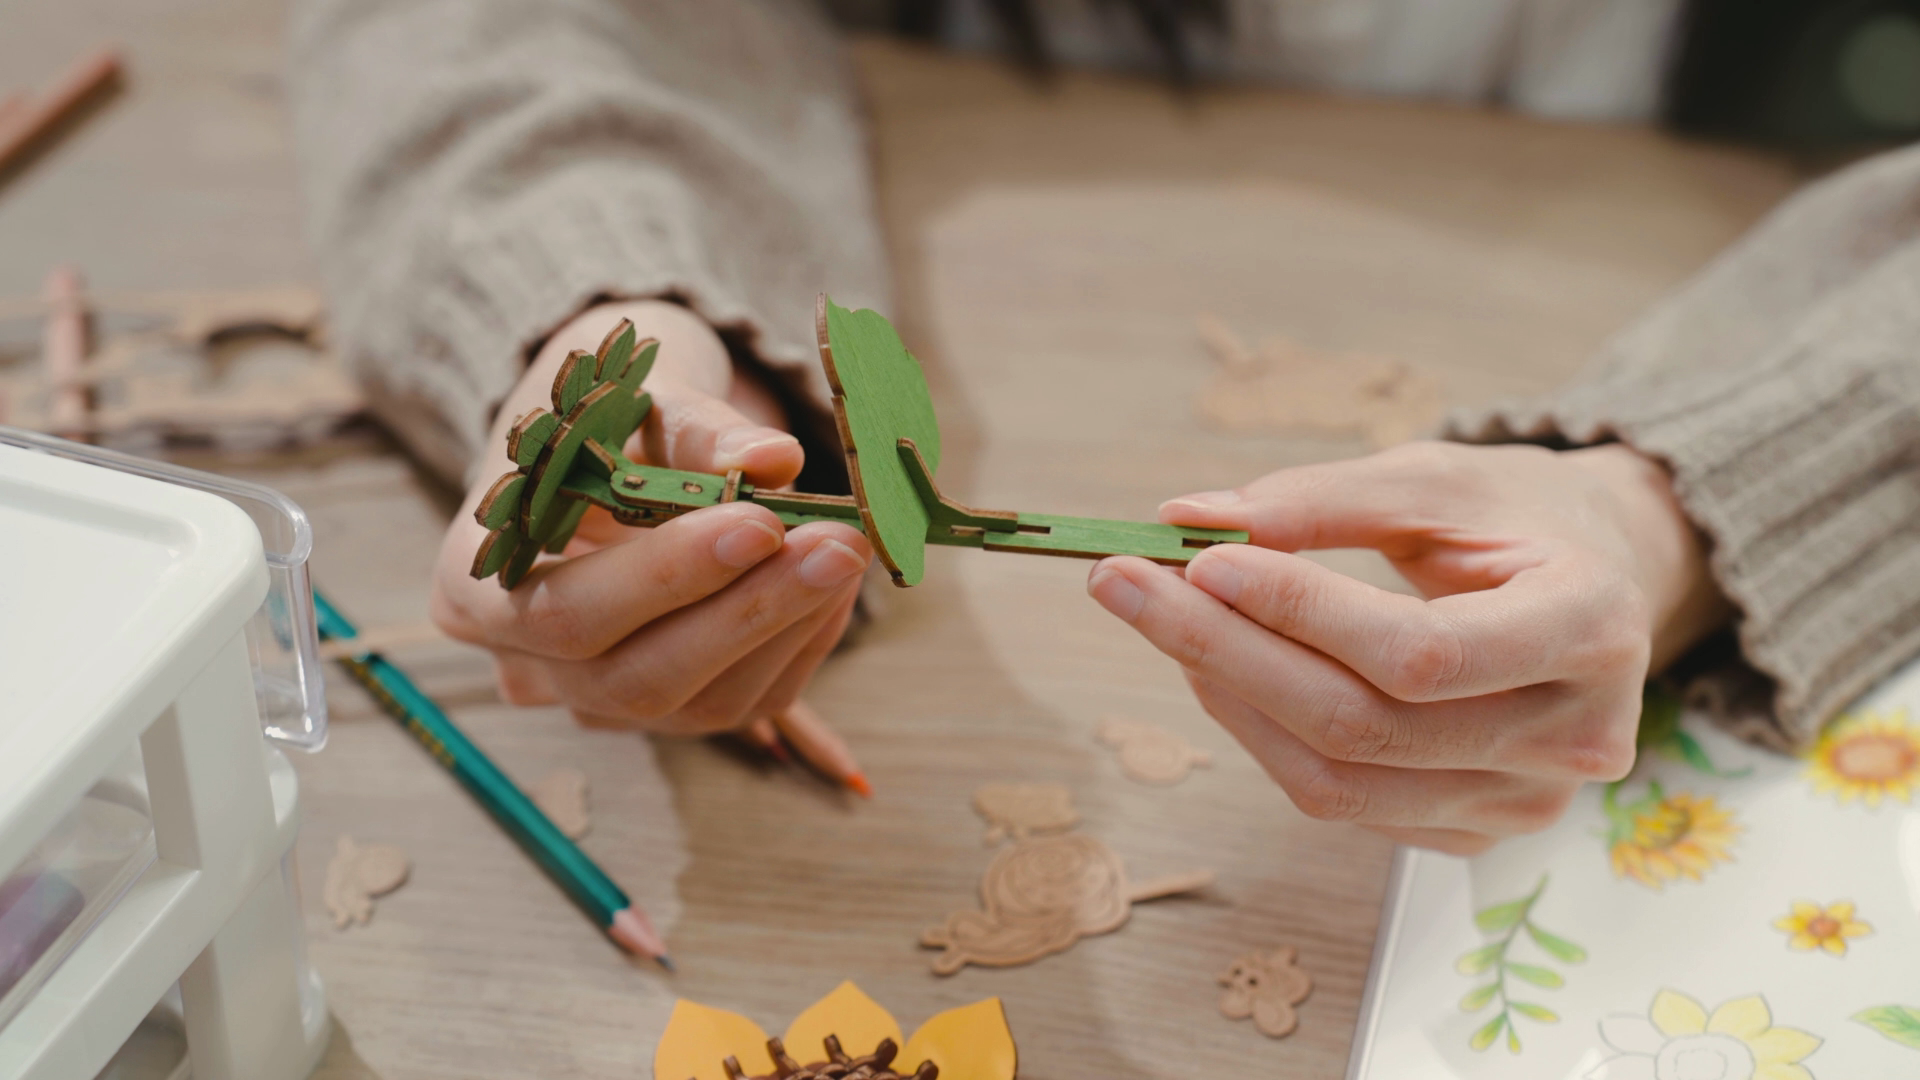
[429,300,873,736]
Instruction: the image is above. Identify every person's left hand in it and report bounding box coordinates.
[1085,441,1728,854]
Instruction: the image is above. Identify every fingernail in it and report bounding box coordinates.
[1160,490,1240,513]
[1088,566,1146,622]
[798,538,866,588]
[713,517,783,568]
[716,428,797,467]
[1186,553,1242,604]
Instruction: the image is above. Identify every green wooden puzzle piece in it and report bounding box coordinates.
[819,297,944,586]
[468,303,1247,591]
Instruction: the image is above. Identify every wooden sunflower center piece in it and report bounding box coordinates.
[720,1035,936,1080]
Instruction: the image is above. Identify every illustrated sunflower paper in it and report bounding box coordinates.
[1349,662,1920,1079]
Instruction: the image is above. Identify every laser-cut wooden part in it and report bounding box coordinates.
[529,767,591,840]
[972,783,1079,846]
[1097,715,1213,785]
[817,295,943,586]
[469,301,1244,589]
[920,833,1212,974]
[324,835,411,929]
[1218,946,1314,1038]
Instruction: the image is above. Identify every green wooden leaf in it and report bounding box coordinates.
[1474,898,1530,934]
[1469,1014,1506,1052]
[1853,1005,1920,1050]
[474,473,525,530]
[554,350,599,414]
[508,410,559,467]
[1459,984,1499,1012]
[1525,924,1588,964]
[1506,963,1564,989]
[597,321,637,379]
[471,526,521,580]
[1511,1002,1560,1023]
[1455,943,1504,975]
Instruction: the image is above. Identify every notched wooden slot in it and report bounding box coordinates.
[1182,537,1221,549]
[949,525,985,538]
[682,481,703,494]
[619,474,647,490]
[1016,523,1053,535]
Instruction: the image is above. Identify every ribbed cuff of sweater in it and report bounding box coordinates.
[1449,350,1920,750]
[367,176,853,487]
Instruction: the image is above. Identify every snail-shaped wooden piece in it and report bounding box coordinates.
[1218,946,1313,1038]
[972,782,1078,846]
[324,835,410,928]
[921,833,1213,974]
[1097,716,1212,786]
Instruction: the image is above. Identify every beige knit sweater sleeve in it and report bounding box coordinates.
[1449,145,1920,750]
[286,0,889,486]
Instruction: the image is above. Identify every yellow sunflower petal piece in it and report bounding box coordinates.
[1706,995,1772,1039]
[1790,901,1821,919]
[1841,917,1873,937]
[1756,1063,1814,1080]
[900,998,1018,1080]
[654,1000,774,1080]
[1651,989,1708,1036]
[781,982,905,1063]
[1747,1019,1821,1064]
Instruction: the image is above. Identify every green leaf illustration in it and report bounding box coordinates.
[1673,729,1751,779]
[1507,963,1565,989]
[1470,1014,1506,1052]
[1475,898,1530,934]
[1853,1005,1920,1051]
[1460,984,1499,1012]
[1456,943,1504,975]
[1525,923,1588,964]
[1510,1002,1560,1023]
[1506,1024,1522,1054]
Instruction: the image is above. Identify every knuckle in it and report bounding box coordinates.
[1315,691,1399,765]
[1288,761,1369,823]
[1503,785,1579,834]
[1561,699,1642,780]
[519,596,601,660]
[1167,618,1218,673]
[1382,621,1468,702]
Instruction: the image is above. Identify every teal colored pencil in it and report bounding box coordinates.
[311,589,670,968]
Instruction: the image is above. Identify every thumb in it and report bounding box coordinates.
[1158,444,1457,552]
[641,379,805,489]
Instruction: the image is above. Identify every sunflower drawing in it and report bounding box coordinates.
[1601,781,1741,890]
[1804,708,1920,807]
[1771,900,1872,956]
[1588,989,1821,1080]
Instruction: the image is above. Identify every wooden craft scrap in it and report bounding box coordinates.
[40,266,90,440]
[0,47,122,177]
[529,767,592,840]
[469,298,1248,590]
[323,835,410,929]
[1097,715,1212,786]
[972,782,1079,846]
[1218,946,1314,1038]
[920,833,1214,974]
[1194,313,1442,450]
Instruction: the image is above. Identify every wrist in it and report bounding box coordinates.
[1567,443,1731,669]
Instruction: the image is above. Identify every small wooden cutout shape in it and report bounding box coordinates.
[324,835,410,928]
[529,767,591,840]
[1218,946,1314,1038]
[1097,716,1213,786]
[972,783,1079,846]
[920,833,1213,974]
[1194,314,1443,450]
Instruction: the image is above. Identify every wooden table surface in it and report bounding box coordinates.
[0,9,1800,1078]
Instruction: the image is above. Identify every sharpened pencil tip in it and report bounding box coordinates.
[655,953,677,973]
[845,771,873,799]
[609,907,669,964]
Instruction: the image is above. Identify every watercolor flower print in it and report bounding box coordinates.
[1588,990,1820,1080]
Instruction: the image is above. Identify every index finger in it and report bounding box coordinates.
[1182,543,1647,702]
[433,500,789,660]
